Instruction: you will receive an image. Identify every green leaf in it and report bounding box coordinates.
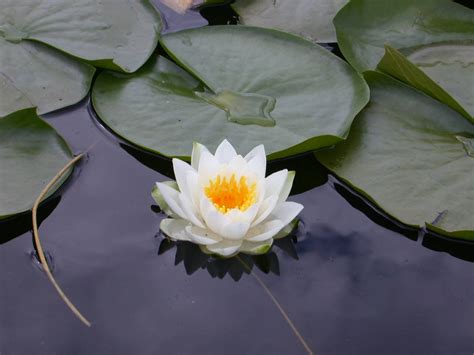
[233,0,349,43]
[316,71,474,240]
[0,108,74,219]
[0,74,33,118]
[92,26,369,160]
[378,45,474,122]
[0,0,162,73]
[0,38,95,117]
[334,0,474,72]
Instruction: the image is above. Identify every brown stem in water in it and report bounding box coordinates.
[237,256,314,354]
[32,153,91,327]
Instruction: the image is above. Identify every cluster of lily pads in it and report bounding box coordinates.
[1,0,473,246]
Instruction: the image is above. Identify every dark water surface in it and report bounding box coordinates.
[1,3,473,355]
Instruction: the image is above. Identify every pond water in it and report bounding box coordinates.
[1,3,473,354]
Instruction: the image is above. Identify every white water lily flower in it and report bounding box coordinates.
[152,140,303,257]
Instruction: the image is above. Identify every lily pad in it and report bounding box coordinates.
[378,45,474,122]
[92,26,369,159]
[334,0,474,72]
[233,0,349,43]
[0,74,33,118]
[316,71,474,241]
[0,0,162,73]
[0,38,95,117]
[0,108,73,219]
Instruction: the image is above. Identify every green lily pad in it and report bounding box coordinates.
[92,26,369,159]
[316,71,474,241]
[0,108,73,219]
[334,0,474,72]
[233,0,349,43]
[0,74,33,118]
[0,38,95,117]
[0,0,162,73]
[378,45,474,122]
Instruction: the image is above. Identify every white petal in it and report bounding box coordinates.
[240,239,274,255]
[198,150,220,179]
[160,218,191,241]
[265,170,288,199]
[203,239,243,257]
[178,193,205,228]
[268,201,304,227]
[228,154,248,172]
[273,219,299,240]
[191,142,210,170]
[185,226,222,245]
[278,171,295,203]
[214,139,237,164]
[172,158,195,199]
[186,171,200,211]
[245,220,284,242]
[152,181,180,218]
[221,221,250,240]
[244,144,266,179]
[226,202,260,226]
[200,196,228,236]
[251,195,278,227]
[156,182,188,221]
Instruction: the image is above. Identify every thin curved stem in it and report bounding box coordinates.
[237,255,314,354]
[32,153,91,327]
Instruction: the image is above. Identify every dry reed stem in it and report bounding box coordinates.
[32,153,91,327]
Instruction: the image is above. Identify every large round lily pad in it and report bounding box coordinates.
[0,38,95,117]
[0,0,162,73]
[378,44,474,122]
[334,0,474,72]
[316,71,474,240]
[92,26,369,159]
[0,108,73,219]
[233,0,349,43]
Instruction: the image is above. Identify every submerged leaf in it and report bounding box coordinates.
[316,72,474,240]
[92,26,369,159]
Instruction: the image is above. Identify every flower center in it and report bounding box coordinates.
[204,174,257,214]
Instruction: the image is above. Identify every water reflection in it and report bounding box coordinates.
[423,232,474,263]
[154,218,300,281]
[151,0,208,34]
[331,176,474,263]
[0,196,61,245]
[121,143,174,179]
[332,178,419,241]
[200,2,239,26]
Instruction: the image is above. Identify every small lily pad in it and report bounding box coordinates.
[316,71,474,240]
[0,0,162,73]
[334,0,474,72]
[92,26,369,159]
[0,108,73,219]
[378,44,474,122]
[233,0,349,43]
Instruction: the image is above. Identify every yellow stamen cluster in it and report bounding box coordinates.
[204,174,257,214]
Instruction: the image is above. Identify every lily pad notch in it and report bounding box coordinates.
[92,25,369,160]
